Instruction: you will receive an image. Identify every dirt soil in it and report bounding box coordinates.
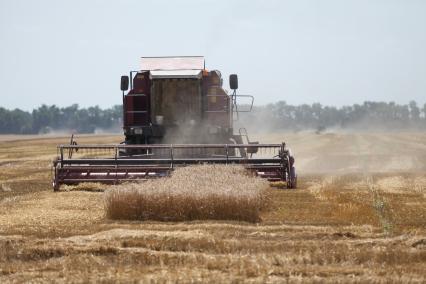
[0,133,425,283]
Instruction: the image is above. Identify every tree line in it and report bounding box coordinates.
[0,101,425,134]
[0,104,122,134]
[239,101,426,132]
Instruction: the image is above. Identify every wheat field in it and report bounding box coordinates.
[0,133,425,283]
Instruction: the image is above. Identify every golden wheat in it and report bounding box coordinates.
[1,134,426,283]
[105,165,269,222]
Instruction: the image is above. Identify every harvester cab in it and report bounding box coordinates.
[52,56,297,191]
[120,56,254,147]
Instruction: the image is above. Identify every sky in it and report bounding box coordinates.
[1,0,425,110]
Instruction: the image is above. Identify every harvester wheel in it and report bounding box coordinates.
[52,159,60,192]
[53,180,59,192]
[289,166,297,189]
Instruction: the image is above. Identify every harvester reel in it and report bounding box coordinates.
[52,143,296,191]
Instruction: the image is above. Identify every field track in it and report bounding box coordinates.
[0,132,425,282]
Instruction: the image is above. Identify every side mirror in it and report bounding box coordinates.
[229,74,238,90]
[120,76,129,91]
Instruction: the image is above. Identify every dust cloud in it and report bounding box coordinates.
[248,131,426,174]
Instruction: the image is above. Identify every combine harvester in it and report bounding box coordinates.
[52,56,297,191]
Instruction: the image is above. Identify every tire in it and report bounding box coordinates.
[53,180,59,192]
[289,166,297,189]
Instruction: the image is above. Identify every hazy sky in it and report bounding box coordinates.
[1,0,425,110]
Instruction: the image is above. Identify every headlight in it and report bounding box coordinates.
[134,128,143,135]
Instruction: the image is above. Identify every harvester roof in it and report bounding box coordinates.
[141,56,205,79]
